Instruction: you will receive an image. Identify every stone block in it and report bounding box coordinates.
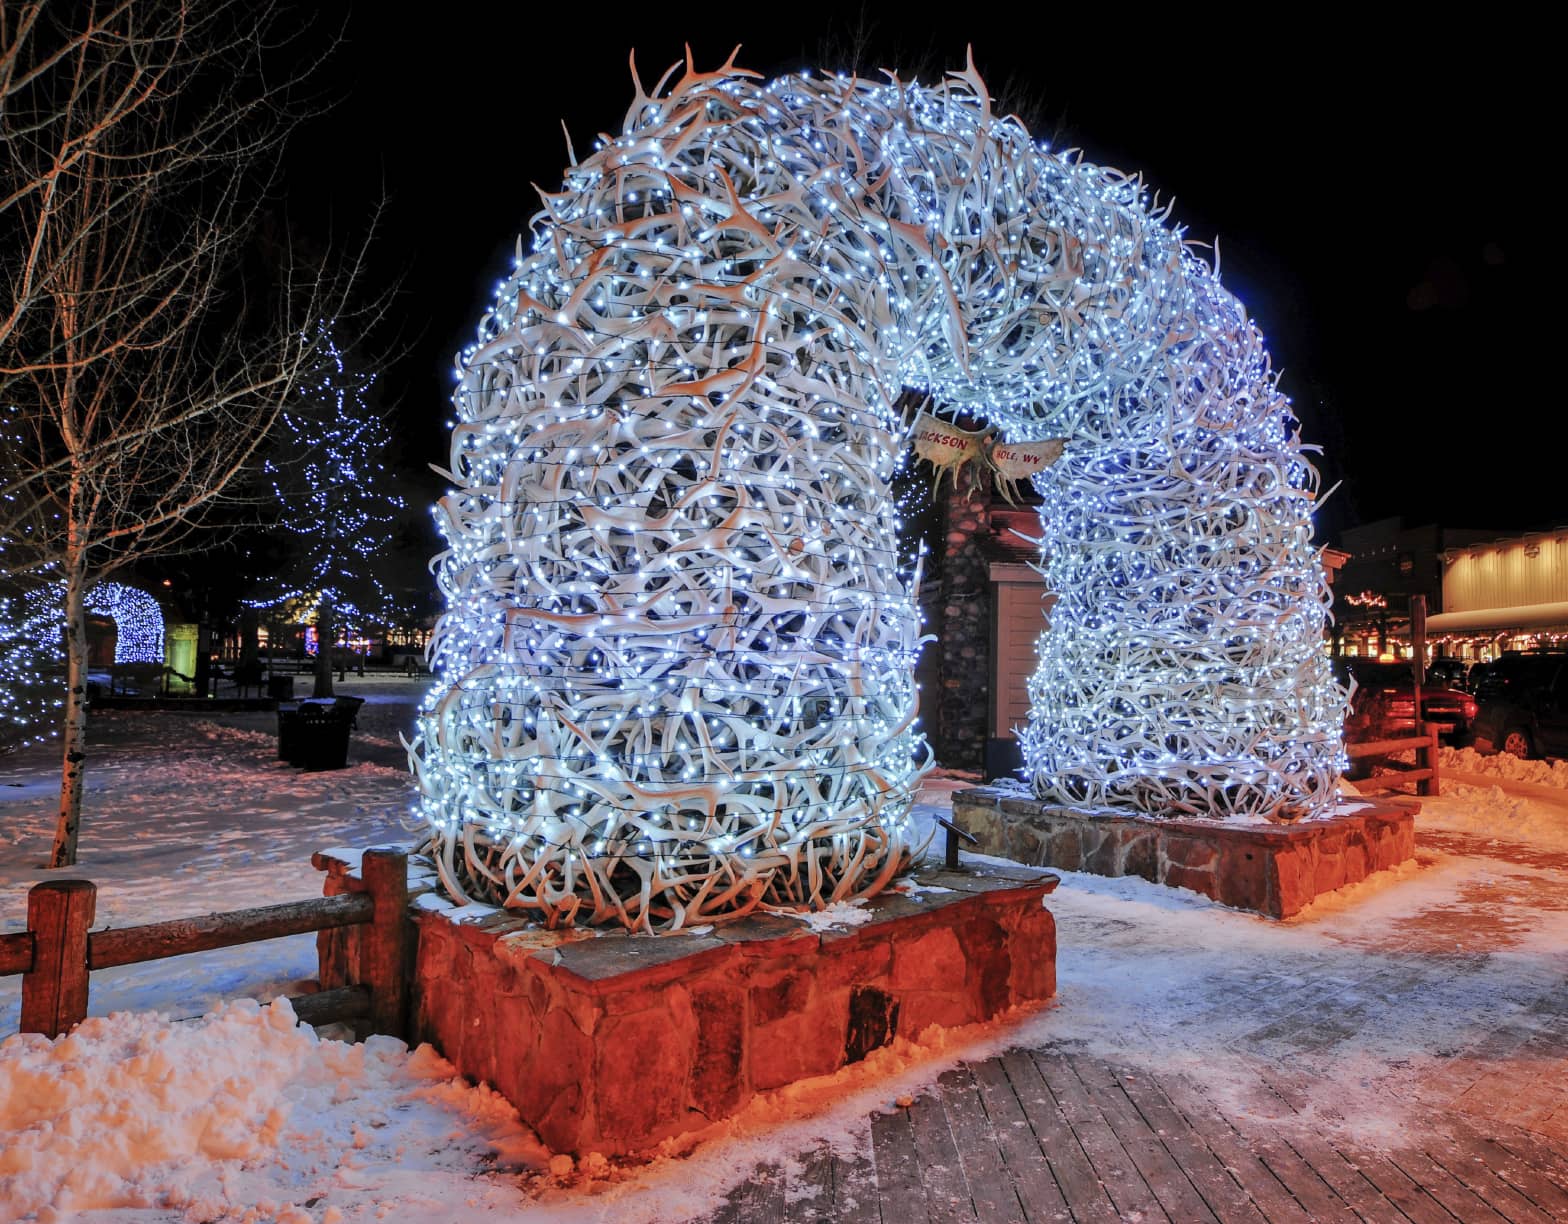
[525,1007,595,1152]
[1046,824,1081,871]
[1163,862,1219,900]
[1272,848,1313,919]
[691,983,747,1118]
[845,986,900,1062]
[1342,836,1369,884]
[1081,826,1121,875]
[1003,906,1057,1003]
[816,937,892,989]
[892,926,965,991]
[749,970,812,1025]
[899,989,981,1039]
[595,996,693,1142]
[1313,844,1348,896]
[751,993,850,1092]
[1164,834,1219,870]
[1216,842,1269,913]
[1121,831,1158,881]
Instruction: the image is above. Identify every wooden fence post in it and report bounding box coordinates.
[20,879,96,1038]
[1420,723,1441,797]
[361,849,408,1039]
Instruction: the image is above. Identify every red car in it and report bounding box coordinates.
[1337,658,1478,742]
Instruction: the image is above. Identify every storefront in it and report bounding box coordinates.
[1428,528,1568,658]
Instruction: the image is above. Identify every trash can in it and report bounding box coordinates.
[297,703,352,771]
[267,674,294,700]
[276,701,302,762]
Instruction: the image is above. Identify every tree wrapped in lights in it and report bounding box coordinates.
[260,323,405,698]
[413,52,1345,931]
[0,578,63,753]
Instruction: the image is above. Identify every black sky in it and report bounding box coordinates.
[284,5,1541,541]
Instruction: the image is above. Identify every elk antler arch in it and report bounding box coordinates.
[410,53,1346,931]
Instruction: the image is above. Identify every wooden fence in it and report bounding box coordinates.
[1346,724,1441,797]
[0,849,407,1040]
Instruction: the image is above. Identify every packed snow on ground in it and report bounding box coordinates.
[2,683,1566,1222]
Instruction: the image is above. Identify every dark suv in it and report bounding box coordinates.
[1472,652,1568,759]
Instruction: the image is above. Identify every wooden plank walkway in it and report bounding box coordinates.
[713,1046,1568,1222]
[708,827,1568,1222]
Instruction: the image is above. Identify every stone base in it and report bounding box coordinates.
[315,852,1058,1156]
[951,788,1416,919]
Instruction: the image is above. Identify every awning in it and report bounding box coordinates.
[1424,600,1568,634]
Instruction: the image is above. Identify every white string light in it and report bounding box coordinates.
[411,54,1345,931]
[85,582,164,664]
[1,579,166,751]
[0,578,63,751]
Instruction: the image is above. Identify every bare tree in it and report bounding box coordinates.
[0,1,376,866]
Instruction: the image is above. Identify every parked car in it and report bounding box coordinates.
[1471,651,1568,759]
[1334,658,1478,743]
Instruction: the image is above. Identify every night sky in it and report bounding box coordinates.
[285,7,1536,542]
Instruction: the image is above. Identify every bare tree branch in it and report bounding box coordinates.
[0,0,386,866]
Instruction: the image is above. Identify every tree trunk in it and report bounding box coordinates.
[50,562,91,868]
[240,607,259,667]
[313,597,335,698]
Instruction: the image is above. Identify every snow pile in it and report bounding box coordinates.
[0,997,541,1222]
[1417,785,1568,848]
[1441,744,1568,788]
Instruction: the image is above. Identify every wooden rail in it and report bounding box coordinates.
[90,894,373,968]
[2,848,407,1040]
[1346,724,1440,797]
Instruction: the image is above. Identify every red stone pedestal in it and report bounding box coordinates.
[951,788,1416,918]
[315,852,1058,1156]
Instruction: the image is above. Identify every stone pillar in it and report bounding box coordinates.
[936,472,992,771]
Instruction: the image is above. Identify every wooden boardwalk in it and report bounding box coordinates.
[711,825,1568,1222]
[715,1046,1568,1222]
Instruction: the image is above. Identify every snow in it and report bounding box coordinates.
[1440,743,1568,789]
[2,685,1566,1221]
[779,898,875,931]
[1415,782,1568,849]
[0,997,541,1221]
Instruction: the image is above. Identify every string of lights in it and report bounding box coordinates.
[0,578,64,751]
[412,55,1345,931]
[0,579,165,750]
[85,583,164,664]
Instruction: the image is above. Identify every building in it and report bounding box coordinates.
[1427,526,1568,658]
[1331,518,1495,658]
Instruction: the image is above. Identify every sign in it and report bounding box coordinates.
[909,410,1066,501]
[912,411,988,473]
[989,438,1065,480]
